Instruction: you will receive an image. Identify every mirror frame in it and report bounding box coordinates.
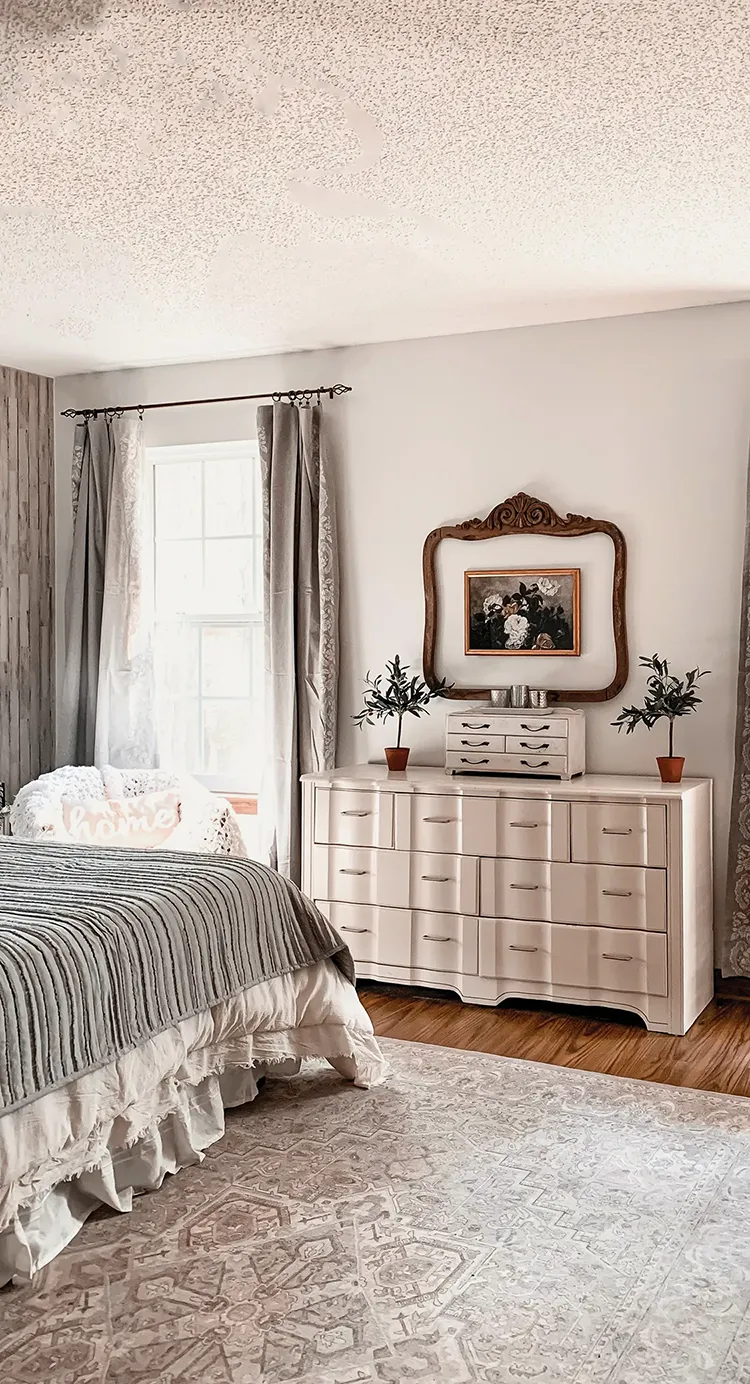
[422,491,628,703]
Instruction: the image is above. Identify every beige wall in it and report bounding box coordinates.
[1,363,55,799]
[55,302,750,946]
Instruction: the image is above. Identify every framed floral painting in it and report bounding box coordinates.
[464,568,581,656]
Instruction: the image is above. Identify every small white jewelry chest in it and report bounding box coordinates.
[445,706,586,779]
[302,765,714,1035]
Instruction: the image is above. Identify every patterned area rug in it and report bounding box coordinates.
[3,1037,750,1383]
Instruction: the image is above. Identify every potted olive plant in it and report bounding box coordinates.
[612,654,709,783]
[353,655,448,771]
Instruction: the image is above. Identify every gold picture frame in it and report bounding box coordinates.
[464,567,581,656]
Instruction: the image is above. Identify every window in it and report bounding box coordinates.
[150,439,264,792]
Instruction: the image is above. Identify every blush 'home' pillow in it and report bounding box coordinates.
[59,791,182,848]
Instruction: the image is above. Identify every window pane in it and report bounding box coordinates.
[157,697,200,772]
[155,622,200,697]
[201,625,251,697]
[204,456,255,537]
[204,538,257,615]
[202,699,258,779]
[155,462,202,539]
[155,540,203,616]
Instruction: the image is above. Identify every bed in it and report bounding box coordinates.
[0,839,388,1285]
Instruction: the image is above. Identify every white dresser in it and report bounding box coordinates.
[302,766,713,1035]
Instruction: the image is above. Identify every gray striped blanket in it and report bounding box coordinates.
[0,839,353,1115]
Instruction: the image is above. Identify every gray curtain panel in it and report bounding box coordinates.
[59,415,157,770]
[725,468,750,975]
[257,402,339,882]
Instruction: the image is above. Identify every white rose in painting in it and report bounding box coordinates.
[536,577,560,597]
[504,614,530,648]
[483,594,504,618]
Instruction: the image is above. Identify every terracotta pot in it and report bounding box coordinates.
[656,756,685,784]
[385,746,410,772]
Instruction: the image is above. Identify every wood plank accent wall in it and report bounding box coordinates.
[0,365,55,800]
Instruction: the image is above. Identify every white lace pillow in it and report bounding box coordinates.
[58,791,182,849]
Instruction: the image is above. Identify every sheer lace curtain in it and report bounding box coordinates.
[59,414,157,770]
[257,402,338,883]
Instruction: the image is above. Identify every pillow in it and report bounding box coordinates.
[59,790,182,849]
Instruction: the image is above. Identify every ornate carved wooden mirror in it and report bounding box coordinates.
[422,492,628,703]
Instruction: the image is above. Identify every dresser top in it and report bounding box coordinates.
[302,764,711,801]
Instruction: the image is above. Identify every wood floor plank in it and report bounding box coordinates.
[360,983,750,1097]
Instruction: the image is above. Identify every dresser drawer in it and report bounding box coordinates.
[397,793,493,856]
[412,912,479,975]
[317,900,478,974]
[553,862,667,932]
[312,845,477,914]
[398,793,568,861]
[505,735,568,756]
[446,751,568,776]
[480,859,667,931]
[316,901,411,967]
[446,732,506,754]
[311,844,407,906]
[571,802,667,868]
[480,858,555,919]
[409,852,478,914]
[314,788,393,849]
[463,797,570,861]
[479,918,667,996]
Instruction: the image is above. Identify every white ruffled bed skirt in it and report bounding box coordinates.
[0,962,388,1286]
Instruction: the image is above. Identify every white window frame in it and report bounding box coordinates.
[148,438,263,795]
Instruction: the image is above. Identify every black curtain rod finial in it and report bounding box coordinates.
[60,383,352,421]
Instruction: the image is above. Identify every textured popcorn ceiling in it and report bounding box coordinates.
[1,0,750,374]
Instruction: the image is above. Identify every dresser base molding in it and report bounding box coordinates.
[353,962,673,1032]
[302,766,714,1037]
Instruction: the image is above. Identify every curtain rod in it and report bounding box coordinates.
[60,383,352,420]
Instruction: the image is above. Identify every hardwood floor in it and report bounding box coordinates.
[359,982,750,1097]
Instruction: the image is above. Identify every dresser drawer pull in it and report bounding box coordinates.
[510,821,540,829]
[601,889,632,897]
[602,952,634,962]
[421,874,452,882]
[518,742,550,750]
[508,943,539,953]
[423,816,455,823]
[341,809,371,817]
[460,721,491,729]
[422,933,453,943]
[602,827,633,835]
[461,738,490,747]
[510,882,540,890]
[520,760,550,769]
[339,868,368,876]
[340,925,370,934]
[519,723,551,732]
[460,757,489,765]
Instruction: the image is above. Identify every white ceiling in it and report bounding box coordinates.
[2,0,750,377]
